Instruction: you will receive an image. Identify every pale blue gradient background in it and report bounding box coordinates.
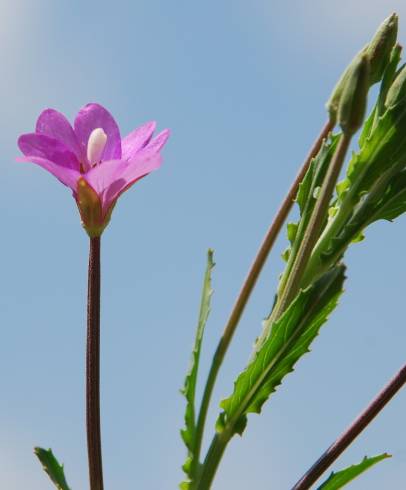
[1,1,405,489]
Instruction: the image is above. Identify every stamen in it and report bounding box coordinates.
[87,128,107,166]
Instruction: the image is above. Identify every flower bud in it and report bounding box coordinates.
[326,14,398,123]
[385,64,406,108]
[338,54,370,135]
[326,46,368,124]
[366,13,398,85]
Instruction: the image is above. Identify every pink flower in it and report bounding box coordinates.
[18,103,170,236]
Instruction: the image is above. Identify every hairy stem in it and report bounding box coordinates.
[87,236,104,490]
[291,361,406,490]
[191,120,334,485]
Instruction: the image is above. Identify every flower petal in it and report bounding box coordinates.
[17,155,81,191]
[142,128,170,154]
[74,103,121,164]
[18,133,80,170]
[84,159,127,200]
[121,121,156,160]
[85,153,162,214]
[35,109,82,160]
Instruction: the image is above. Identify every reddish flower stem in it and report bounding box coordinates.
[291,361,406,490]
[87,236,104,490]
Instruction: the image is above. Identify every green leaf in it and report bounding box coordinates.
[34,447,71,490]
[218,265,345,437]
[319,168,406,266]
[343,99,406,201]
[296,136,340,215]
[366,170,406,222]
[358,106,376,148]
[317,453,391,489]
[180,250,215,483]
[287,222,298,245]
[278,135,339,295]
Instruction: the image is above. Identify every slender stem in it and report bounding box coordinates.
[196,431,231,490]
[191,120,334,484]
[291,361,406,490]
[87,236,104,490]
[273,132,352,320]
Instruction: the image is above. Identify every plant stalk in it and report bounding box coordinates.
[87,236,104,490]
[272,132,351,321]
[196,431,231,490]
[191,120,334,484]
[291,361,406,490]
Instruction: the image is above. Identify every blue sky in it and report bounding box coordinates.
[1,1,406,489]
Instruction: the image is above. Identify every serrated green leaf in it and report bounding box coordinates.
[358,106,377,148]
[318,168,406,267]
[296,136,339,215]
[180,250,215,486]
[34,447,71,490]
[218,266,345,437]
[365,170,406,223]
[278,136,339,296]
[317,453,391,490]
[343,99,406,201]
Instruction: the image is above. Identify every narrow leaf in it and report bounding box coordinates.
[319,168,406,266]
[296,136,339,215]
[34,447,71,490]
[218,265,345,437]
[366,170,406,222]
[317,453,391,490]
[180,250,215,482]
[279,136,339,293]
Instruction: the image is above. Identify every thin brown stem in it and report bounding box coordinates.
[291,361,406,490]
[192,119,334,484]
[87,236,104,490]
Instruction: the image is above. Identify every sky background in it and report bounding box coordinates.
[1,0,406,489]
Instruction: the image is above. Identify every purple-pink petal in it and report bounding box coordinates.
[17,155,81,192]
[18,133,80,170]
[35,109,82,161]
[103,153,162,211]
[85,153,162,213]
[142,129,171,155]
[74,103,122,165]
[121,121,156,161]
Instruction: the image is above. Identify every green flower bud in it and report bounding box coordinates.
[338,54,370,135]
[385,63,406,108]
[326,47,367,124]
[326,14,398,123]
[366,13,398,84]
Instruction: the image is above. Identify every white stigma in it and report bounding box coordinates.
[87,128,107,166]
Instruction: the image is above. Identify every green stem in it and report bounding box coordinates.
[299,196,353,288]
[190,121,334,483]
[196,431,231,490]
[272,133,352,321]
